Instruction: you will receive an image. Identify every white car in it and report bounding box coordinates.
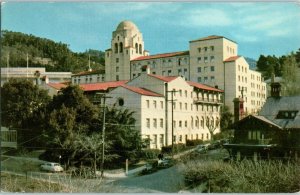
[40,163,64,172]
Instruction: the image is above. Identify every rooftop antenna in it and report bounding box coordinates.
[88,54,92,72]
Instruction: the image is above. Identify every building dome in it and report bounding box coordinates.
[116,20,139,31]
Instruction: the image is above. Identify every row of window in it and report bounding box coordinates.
[146,116,220,130]
[227,46,235,54]
[238,65,248,73]
[73,75,105,84]
[250,74,263,82]
[197,56,215,63]
[197,76,215,83]
[145,133,211,147]
[238,75,247,83]
[198,46,214,53]
[197,66,215,73]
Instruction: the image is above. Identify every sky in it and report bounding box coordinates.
[2,1,300,60]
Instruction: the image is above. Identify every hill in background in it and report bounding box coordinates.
[1,30,105,73]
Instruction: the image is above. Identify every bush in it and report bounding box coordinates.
[181,159,300,193]
[140,149,161,159]
[186,139,204,146]
[162,143,187,154]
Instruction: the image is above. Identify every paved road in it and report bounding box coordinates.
[110,165,185,193]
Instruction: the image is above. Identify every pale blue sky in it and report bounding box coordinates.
[2,2,300,60]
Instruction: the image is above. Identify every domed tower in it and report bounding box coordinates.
[105,20,146,81]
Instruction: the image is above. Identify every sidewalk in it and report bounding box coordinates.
[100,164,147,179]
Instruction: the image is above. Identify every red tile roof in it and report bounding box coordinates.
[79,80,128,92]
[148,74,178,82]
[47,83,67,90]
[224,56,240,62]
[121,85,163,97]
[131,51,189,61]
[187,81,224,92]
[73,69,105,76]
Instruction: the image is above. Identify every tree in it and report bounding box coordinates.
[105,105,142,164]
[281,53,300,96]
[1,79,50,147]
[205,113,220,141]
[220,105,233,131]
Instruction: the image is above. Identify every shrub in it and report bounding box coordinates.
[162,143,187,154]
[140,149,161,159]
[186,139,204,146]
[181,159,300,193]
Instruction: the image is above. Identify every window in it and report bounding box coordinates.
[204,57,208,63]
[211,76,215,82]
[179,135,182,142]
[211,66,215,71]
[116,75,119,81]
[198,48,201,53]
[210,56,215,62]
[146,100,150,108]
[153,100,157,108]
[276,111,298,119]
[197,67,201,73]
[139,44,142,54]
[185,90,187,97]
[116,66,119,72]
[185,120,187,127]
[153,119,157,128]
[173,120,176,128]
[179,90,182,96]
[204,77,208,83]
[119,42,123,53]
[197,77,202,82]
[204,47,208,52]
[168,70,172,75]
[178,69,182,75]
[210,46,214,51]
[160,101,164,109]
[179,121,182,127]
[153,135,157,145]
[116,58,119,63]
[114,43,118,53]
[135,43,138,54]
[160,134,164,145]
[179,102,182,110]
[160,119,163,128]
[146,118,150,128]
[197,57,201,63]
[118,98,124,106]
[185,103,187,110]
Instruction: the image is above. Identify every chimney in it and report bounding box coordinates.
[233,97,244,123]
[270,82,281,98]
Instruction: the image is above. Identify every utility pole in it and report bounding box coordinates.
[167,89,177,154]
[94,93,112,178]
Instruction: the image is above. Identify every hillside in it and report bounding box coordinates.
[1,30,105,73]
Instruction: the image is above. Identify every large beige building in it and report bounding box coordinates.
[105,20,266,114]
[106,73,223,149]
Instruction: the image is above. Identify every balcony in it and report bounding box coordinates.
[193,97,223,105]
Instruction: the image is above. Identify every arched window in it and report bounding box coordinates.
[139,44,142,54]
[191,117,194,129]
[135,43,138,54]
[119,42,123,53]
[201,116,204,128]
[114,43,118,53]
[195,116,199,128]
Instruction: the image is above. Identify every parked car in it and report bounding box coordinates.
[40,162,64,172]
[158,157,173,168]
[195,144,208,153]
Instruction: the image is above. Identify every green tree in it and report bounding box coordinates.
[281,54,300,96]
[220,105,233,131]
[1,79,50,147]
[105,105,142,165]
